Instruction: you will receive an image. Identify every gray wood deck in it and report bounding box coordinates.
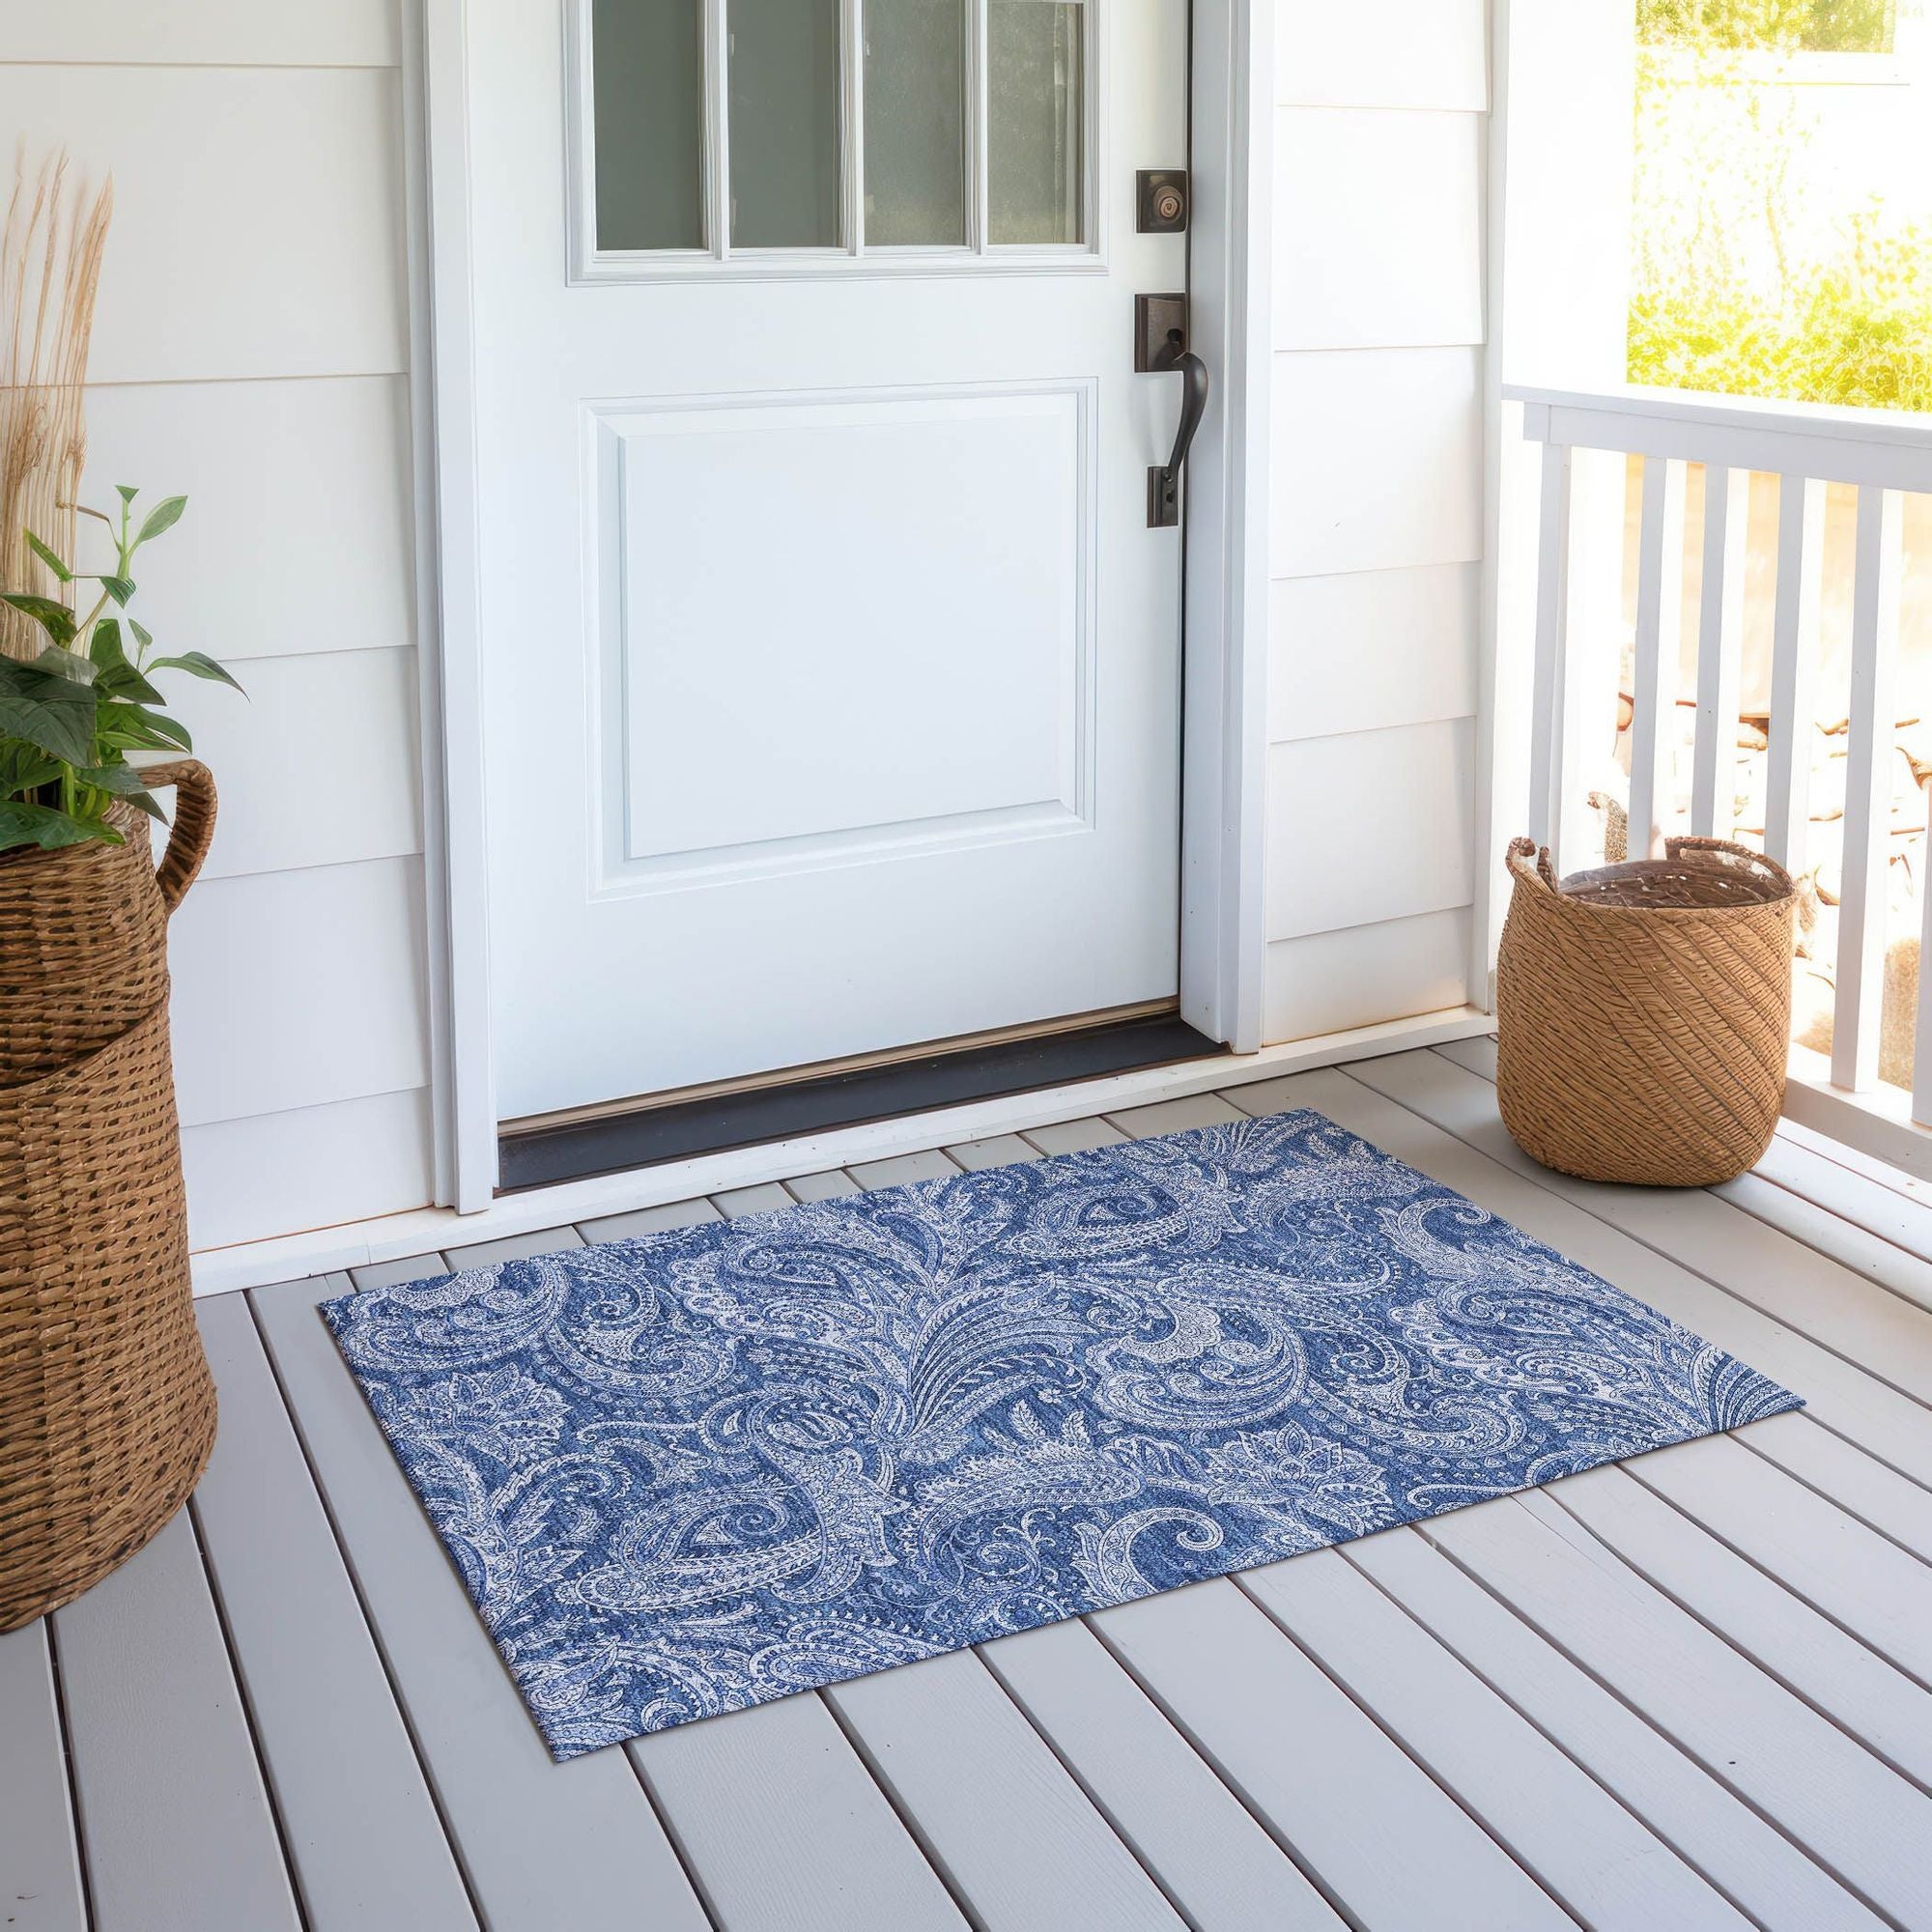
[9,1041,1932,1931]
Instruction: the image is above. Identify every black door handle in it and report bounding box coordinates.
[1149,347,1208,527]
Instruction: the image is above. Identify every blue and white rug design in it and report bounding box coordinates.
[322,1109,1802,1760]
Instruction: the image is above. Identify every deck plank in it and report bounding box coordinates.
[1102,1093,1245,1138]
[193,1292,477,1929]
[1739,1410,1932,1563]
[1429,1493,1932,1926]
[1545,1460,1932,1786]
[1021,1116,1127,1154]
[578,1197,722,1242]
[1262,1063,1932,1490]
[0,1620,87,1932]
[980,1617,1347,1932]
[251,1273,711,1932]
[783,1169,862,1201]
[824,1649,1187,1932]
[1719,1172,1932,1319]
[1239,1547,1751,1928]
[350,1251,449,1292]
[440,1225,584,1271]
[943,1133,1043,1171]
[844,1150,959,1189]
[1620,1434,1932,1686]
[52,1510,300,1932]
[1346,1523,1882,1931]
[632,1691,967,1932]
[708,1182,795,1219]
[1091,1577,1573,1930]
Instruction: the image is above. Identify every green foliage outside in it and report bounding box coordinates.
[1628,0,1930,411]
[1638,0,1893,52]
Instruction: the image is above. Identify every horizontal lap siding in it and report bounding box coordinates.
[1264,11,1491,1043]
[3,35,438,1245]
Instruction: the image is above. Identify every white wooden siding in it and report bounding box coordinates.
[1264,910,1474,1042]
[1276,0,1490,112]
[0,18,439,1246]
[0,67,408,385]
[168,859,430,1130]
[81,377,417,665]
[181,1092,435,1253]
[1268,563,1479,741]
[1272,112,1484,352]
[1264,5,1490,1042]
[1266,722,1479,938]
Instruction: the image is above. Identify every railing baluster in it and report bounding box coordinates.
[1527,439,1573,862]
[1629,456,1686,860]
[1766,473,1827,874]
[1834,487,1905,1092]
[1690,468,1749,839]
[1915,803,1932,1125]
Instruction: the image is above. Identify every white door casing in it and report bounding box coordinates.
[470,0,1192,1122]
[417,0,1272,1202]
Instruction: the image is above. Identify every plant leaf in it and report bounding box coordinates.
[0,801,121,854]
[89,620,164,705]
[95,701,190,755]
[129,619,154,652]
[98,574,136,607]
[32,643,99,686]
[0,655,97,764]
[0,743,62,795]
[114,484,138,506]
[23,531,71,582]
[134,495,186,546]
[152,650,245,694]
[0,592,77,647]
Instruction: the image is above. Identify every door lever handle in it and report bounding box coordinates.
[1148,343,1208,528]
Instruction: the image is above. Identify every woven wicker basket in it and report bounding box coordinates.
[1,760,219,1631]
[1495,834,1798,1187]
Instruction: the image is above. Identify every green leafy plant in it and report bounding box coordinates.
[0,488,242,855]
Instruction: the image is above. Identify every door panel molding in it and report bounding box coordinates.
[585,377,1098,894]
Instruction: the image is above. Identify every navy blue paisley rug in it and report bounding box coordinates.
[322,1108,1801,1761]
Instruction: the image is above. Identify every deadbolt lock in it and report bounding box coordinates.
[1137,170,1188,234]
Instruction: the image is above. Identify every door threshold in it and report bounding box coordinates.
[497,1011,1225,1194]
[187,1008,1499,1297]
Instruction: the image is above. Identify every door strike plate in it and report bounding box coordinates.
[1137,170,1188,234]
[1134,293,1188,373]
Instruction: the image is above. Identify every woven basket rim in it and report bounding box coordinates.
[1508,836,1797,921]
[0,796,147,874]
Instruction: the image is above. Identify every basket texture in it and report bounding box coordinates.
[1495,834,1797,1187]
[1,761,219,1631]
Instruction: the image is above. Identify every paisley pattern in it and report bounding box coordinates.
[322,1109,1801,1760]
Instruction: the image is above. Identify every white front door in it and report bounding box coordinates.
[469,0,1192,1122]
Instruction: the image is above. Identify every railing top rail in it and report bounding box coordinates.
[1505,384,1932,490]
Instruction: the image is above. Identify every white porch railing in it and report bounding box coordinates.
[1505,383,1932,1177]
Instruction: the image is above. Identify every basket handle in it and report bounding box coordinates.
[141,758,218,915]
[1505,836,1560,894]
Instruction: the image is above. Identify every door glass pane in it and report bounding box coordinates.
[864,0,967,247]
[988,1,1084,245]
[592,0,705,251]
[729,0,843,248]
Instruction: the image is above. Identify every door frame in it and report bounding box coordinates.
[407,0,1275,1211]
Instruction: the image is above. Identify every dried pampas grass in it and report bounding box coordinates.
[1,148,112,662]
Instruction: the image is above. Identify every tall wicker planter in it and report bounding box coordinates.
[1496,835,1798,1187]
[0,759,219,1631]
